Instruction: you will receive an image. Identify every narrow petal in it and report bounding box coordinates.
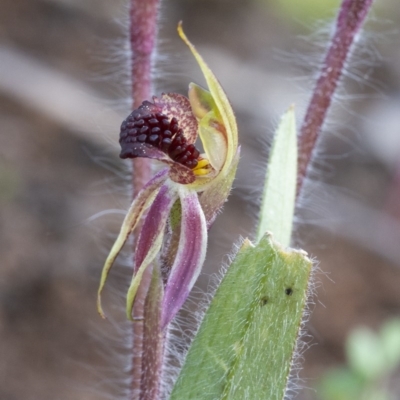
[178,23,238,175]
[97,168,168,318]
[126,183,179,320]
[161,188,207,329]
[153,93,198,144]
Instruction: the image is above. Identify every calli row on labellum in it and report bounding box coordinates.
[97,23,240,329]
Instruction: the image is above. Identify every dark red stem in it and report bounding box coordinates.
[128,1,162,399]
[297,0,374,197]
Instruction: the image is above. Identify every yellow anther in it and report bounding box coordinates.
[194,159,210,170]
[193,159,211,176]
[194,168,210,176]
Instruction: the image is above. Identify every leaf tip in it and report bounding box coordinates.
[240,237,254,251]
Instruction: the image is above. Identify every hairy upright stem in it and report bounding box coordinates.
[297,0,374,197]
[130,0,160,190]
[140,266,164,400]
[128,1,162,399]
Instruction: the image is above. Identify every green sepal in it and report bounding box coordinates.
[178,23,238,177]
[170,234,312,400]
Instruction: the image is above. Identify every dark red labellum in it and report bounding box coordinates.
[120,102,200,169]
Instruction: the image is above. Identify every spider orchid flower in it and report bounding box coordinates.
[97,24,239,329]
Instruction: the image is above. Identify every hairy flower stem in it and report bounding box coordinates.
[297,0,374,197]
[141,266,164,400]
[128,1,162,399]
[130,0,160,190]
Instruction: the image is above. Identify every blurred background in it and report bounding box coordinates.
[1,0,400,399]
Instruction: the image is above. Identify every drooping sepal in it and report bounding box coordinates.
[126,183,179,320]
[97,168,169,318]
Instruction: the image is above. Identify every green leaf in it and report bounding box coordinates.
[170,234,312,400]
[256,107,297,247]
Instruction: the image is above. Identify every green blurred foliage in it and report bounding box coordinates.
[347,328,388,380]
[318,319,400,400]
[319,368,364,400]
[0,163,20,204]
[268,0,341,23]
[380,319,400,370]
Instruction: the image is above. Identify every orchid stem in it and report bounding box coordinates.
[128,1,162,399]
[130,0,160,191]
[297,0,375,198]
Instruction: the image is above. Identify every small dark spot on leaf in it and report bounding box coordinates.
[260,296,268,306]
[285,288,293,296]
